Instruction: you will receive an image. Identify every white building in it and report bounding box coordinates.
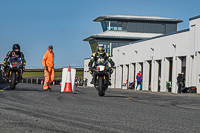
[84,15,200,93]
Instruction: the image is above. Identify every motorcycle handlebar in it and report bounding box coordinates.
[92,67,114,73]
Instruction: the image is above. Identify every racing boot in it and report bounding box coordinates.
[108,81,111,85]
[90,78,94,84]
[44,87,51,91]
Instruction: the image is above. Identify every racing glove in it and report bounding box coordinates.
[89,68,93,74]
[44,66,48,71]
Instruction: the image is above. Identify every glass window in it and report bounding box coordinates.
[118,22,122,30]
[101,21,107,31]
[105,21,109,30]
[118,27,122,30]
[111,21,117,30]
[122,22,127,31]
[110,21,118,31]
[107,50,110,54]
[112,43,119,48]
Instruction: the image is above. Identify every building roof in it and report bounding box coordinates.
[83,30,163,41]
[94,15,183,23]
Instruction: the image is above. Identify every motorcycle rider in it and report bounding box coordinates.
[88,44,115,84]
[3,44,26,80]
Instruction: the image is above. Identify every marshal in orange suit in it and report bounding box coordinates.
[42,45,55,91]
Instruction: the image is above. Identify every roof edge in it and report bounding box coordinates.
[93,15,183,23]
[129,28,189,45]
[83,31,163,41]
[189,15,200,21]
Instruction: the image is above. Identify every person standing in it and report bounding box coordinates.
[177,73,184,93]
[42,45,55,91]
[136,71,142,90]
[182,72,185,88]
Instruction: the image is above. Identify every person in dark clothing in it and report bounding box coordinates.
[136,71,142,90]
[177,73,184,93]
[3,44,26,80]
[181,72,185,88]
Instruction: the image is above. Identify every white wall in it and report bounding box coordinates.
[84,59,93,87]
[84,15,200,93]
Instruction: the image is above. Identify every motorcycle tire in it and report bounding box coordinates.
[98,76,105,96]
[10,72,16,90]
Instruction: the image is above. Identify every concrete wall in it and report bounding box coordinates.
[112,29,190,92]
[84,59,93,87]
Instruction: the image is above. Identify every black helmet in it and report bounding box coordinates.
[12,44,20,54]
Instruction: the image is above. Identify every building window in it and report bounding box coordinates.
[112,21,118,30]
[105,21,109,30]
[122,22,127,31]
[101,21,107,31]
[118,22,122,30]
[105,21,126,31]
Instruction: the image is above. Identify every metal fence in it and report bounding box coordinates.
[20,77,61,85]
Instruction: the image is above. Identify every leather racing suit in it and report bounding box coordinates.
[3,51,26,80]
[88,52,115,84]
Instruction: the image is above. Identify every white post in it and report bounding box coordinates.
[160,58,166,92]
[143,61,149,91]
[196,53,200,93]
[135,63,138,90]
[151,60,155,92]
[122,65,127,89]
[153,60,159,92]
[185,55,190,87]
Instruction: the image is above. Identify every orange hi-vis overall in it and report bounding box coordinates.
[42,49,55,90]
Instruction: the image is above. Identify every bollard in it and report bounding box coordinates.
[41,80,43,85]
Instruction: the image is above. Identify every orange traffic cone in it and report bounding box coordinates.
[63,65,73,92]
[41,80,43,85]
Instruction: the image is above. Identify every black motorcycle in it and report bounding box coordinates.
[93,61,113,96]
[7,57,22,90]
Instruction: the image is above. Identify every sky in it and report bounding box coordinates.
[0,0,200,68]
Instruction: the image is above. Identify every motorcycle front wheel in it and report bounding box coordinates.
[10,72,16,90]
[98,75,105,96]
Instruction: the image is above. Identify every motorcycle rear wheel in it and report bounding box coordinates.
[10,72,16,90]
[98,76,105,96]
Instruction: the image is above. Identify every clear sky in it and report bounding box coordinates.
[0,0,200,67]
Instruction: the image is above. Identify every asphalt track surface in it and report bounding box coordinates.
[0,83,200,133]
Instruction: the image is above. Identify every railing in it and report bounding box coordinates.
[20,78,61,85]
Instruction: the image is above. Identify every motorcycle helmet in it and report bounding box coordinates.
[12,44,20,54]
[97,44,105,56]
